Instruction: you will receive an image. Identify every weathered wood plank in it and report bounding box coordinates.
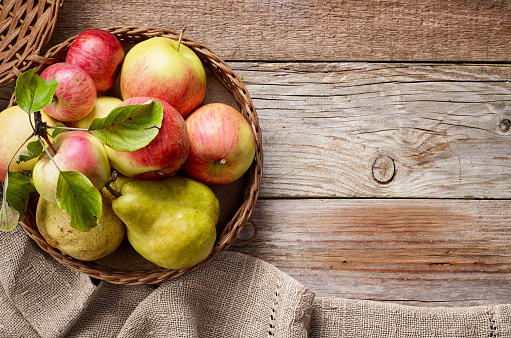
[230,62,511,198]
[230,199,511,306]
[47,0,511,62]
[2,62,510,198]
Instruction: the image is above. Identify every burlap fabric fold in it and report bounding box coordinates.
[1,227,510,337]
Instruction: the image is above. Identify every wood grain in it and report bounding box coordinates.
[2,62,510,199]
[231,198,511,306]
[230,62,511,198]
[46,0,511,62]
[2,25,510,306]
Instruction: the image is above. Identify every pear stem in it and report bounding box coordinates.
[177,26,186,52]
[105,170,121,198]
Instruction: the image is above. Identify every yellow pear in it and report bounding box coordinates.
[36,189,126,261]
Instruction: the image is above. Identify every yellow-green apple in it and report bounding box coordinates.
[32,131,111,205]
[71,96,122,129]
[119,37,206,117]
[40,62,97,122]
[0,106,57,182]
[105,97,190,179]
[183,103,256,185]
[66,29,124,93]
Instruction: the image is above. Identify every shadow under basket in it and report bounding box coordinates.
[18,26,263,285]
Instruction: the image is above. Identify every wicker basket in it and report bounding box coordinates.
[18,26,263,285]
[0,0,63,88]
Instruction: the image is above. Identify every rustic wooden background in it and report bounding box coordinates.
[2,0,511,307]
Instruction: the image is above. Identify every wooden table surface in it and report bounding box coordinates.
[2,0,511,307]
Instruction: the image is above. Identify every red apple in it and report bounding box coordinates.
[40,62,97,122]
[119,37,206,117]
[32,131,111,205]
[66,29,124,93]
[105,97,190,179]
[183,103,256,185]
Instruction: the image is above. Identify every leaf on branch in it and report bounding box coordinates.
[16,140,43,164]
[0,199,19,232]
[56,171,102,232]
[0,171,34,231]
[88,100,163,152]
[51,122,67,138]
[5,172,35,221]
[15,69,58,114]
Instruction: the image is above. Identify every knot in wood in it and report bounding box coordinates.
[498,118,510,133]
[372,155,395,184]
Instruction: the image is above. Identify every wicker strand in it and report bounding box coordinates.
[0,0,63,88]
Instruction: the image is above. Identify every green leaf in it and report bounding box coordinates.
[89,100,163,152]
[15,69,58,114]
[5,172,35,222]
[51,122,67,138]
[0,199,19,232]
[16,140,43,164]
[56,171,102,232]
[0,171,34,231]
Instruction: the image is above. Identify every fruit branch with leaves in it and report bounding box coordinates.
[0,69,163,232]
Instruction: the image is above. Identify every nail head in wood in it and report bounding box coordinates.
[372,155,395,184]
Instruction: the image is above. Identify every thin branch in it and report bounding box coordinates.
[5,132,36,175]
[28,112,36,132]
[47,125,89,132]
[38,136,62,172]
[41,132,57,155]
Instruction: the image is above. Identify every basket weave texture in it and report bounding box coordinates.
[0,0,63,88]
[18,26,263,285]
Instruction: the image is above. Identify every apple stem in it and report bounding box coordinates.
[105,170,121,198]
[219,159,227,165]
[177,26,186,52]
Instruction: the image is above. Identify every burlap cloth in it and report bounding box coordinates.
[1,227,510,337]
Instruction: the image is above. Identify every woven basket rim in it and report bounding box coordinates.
[0,0,63,88]
[18,26,263,285]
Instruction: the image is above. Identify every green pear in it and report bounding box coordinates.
[111,176,219,270]
[36,189,126,261]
